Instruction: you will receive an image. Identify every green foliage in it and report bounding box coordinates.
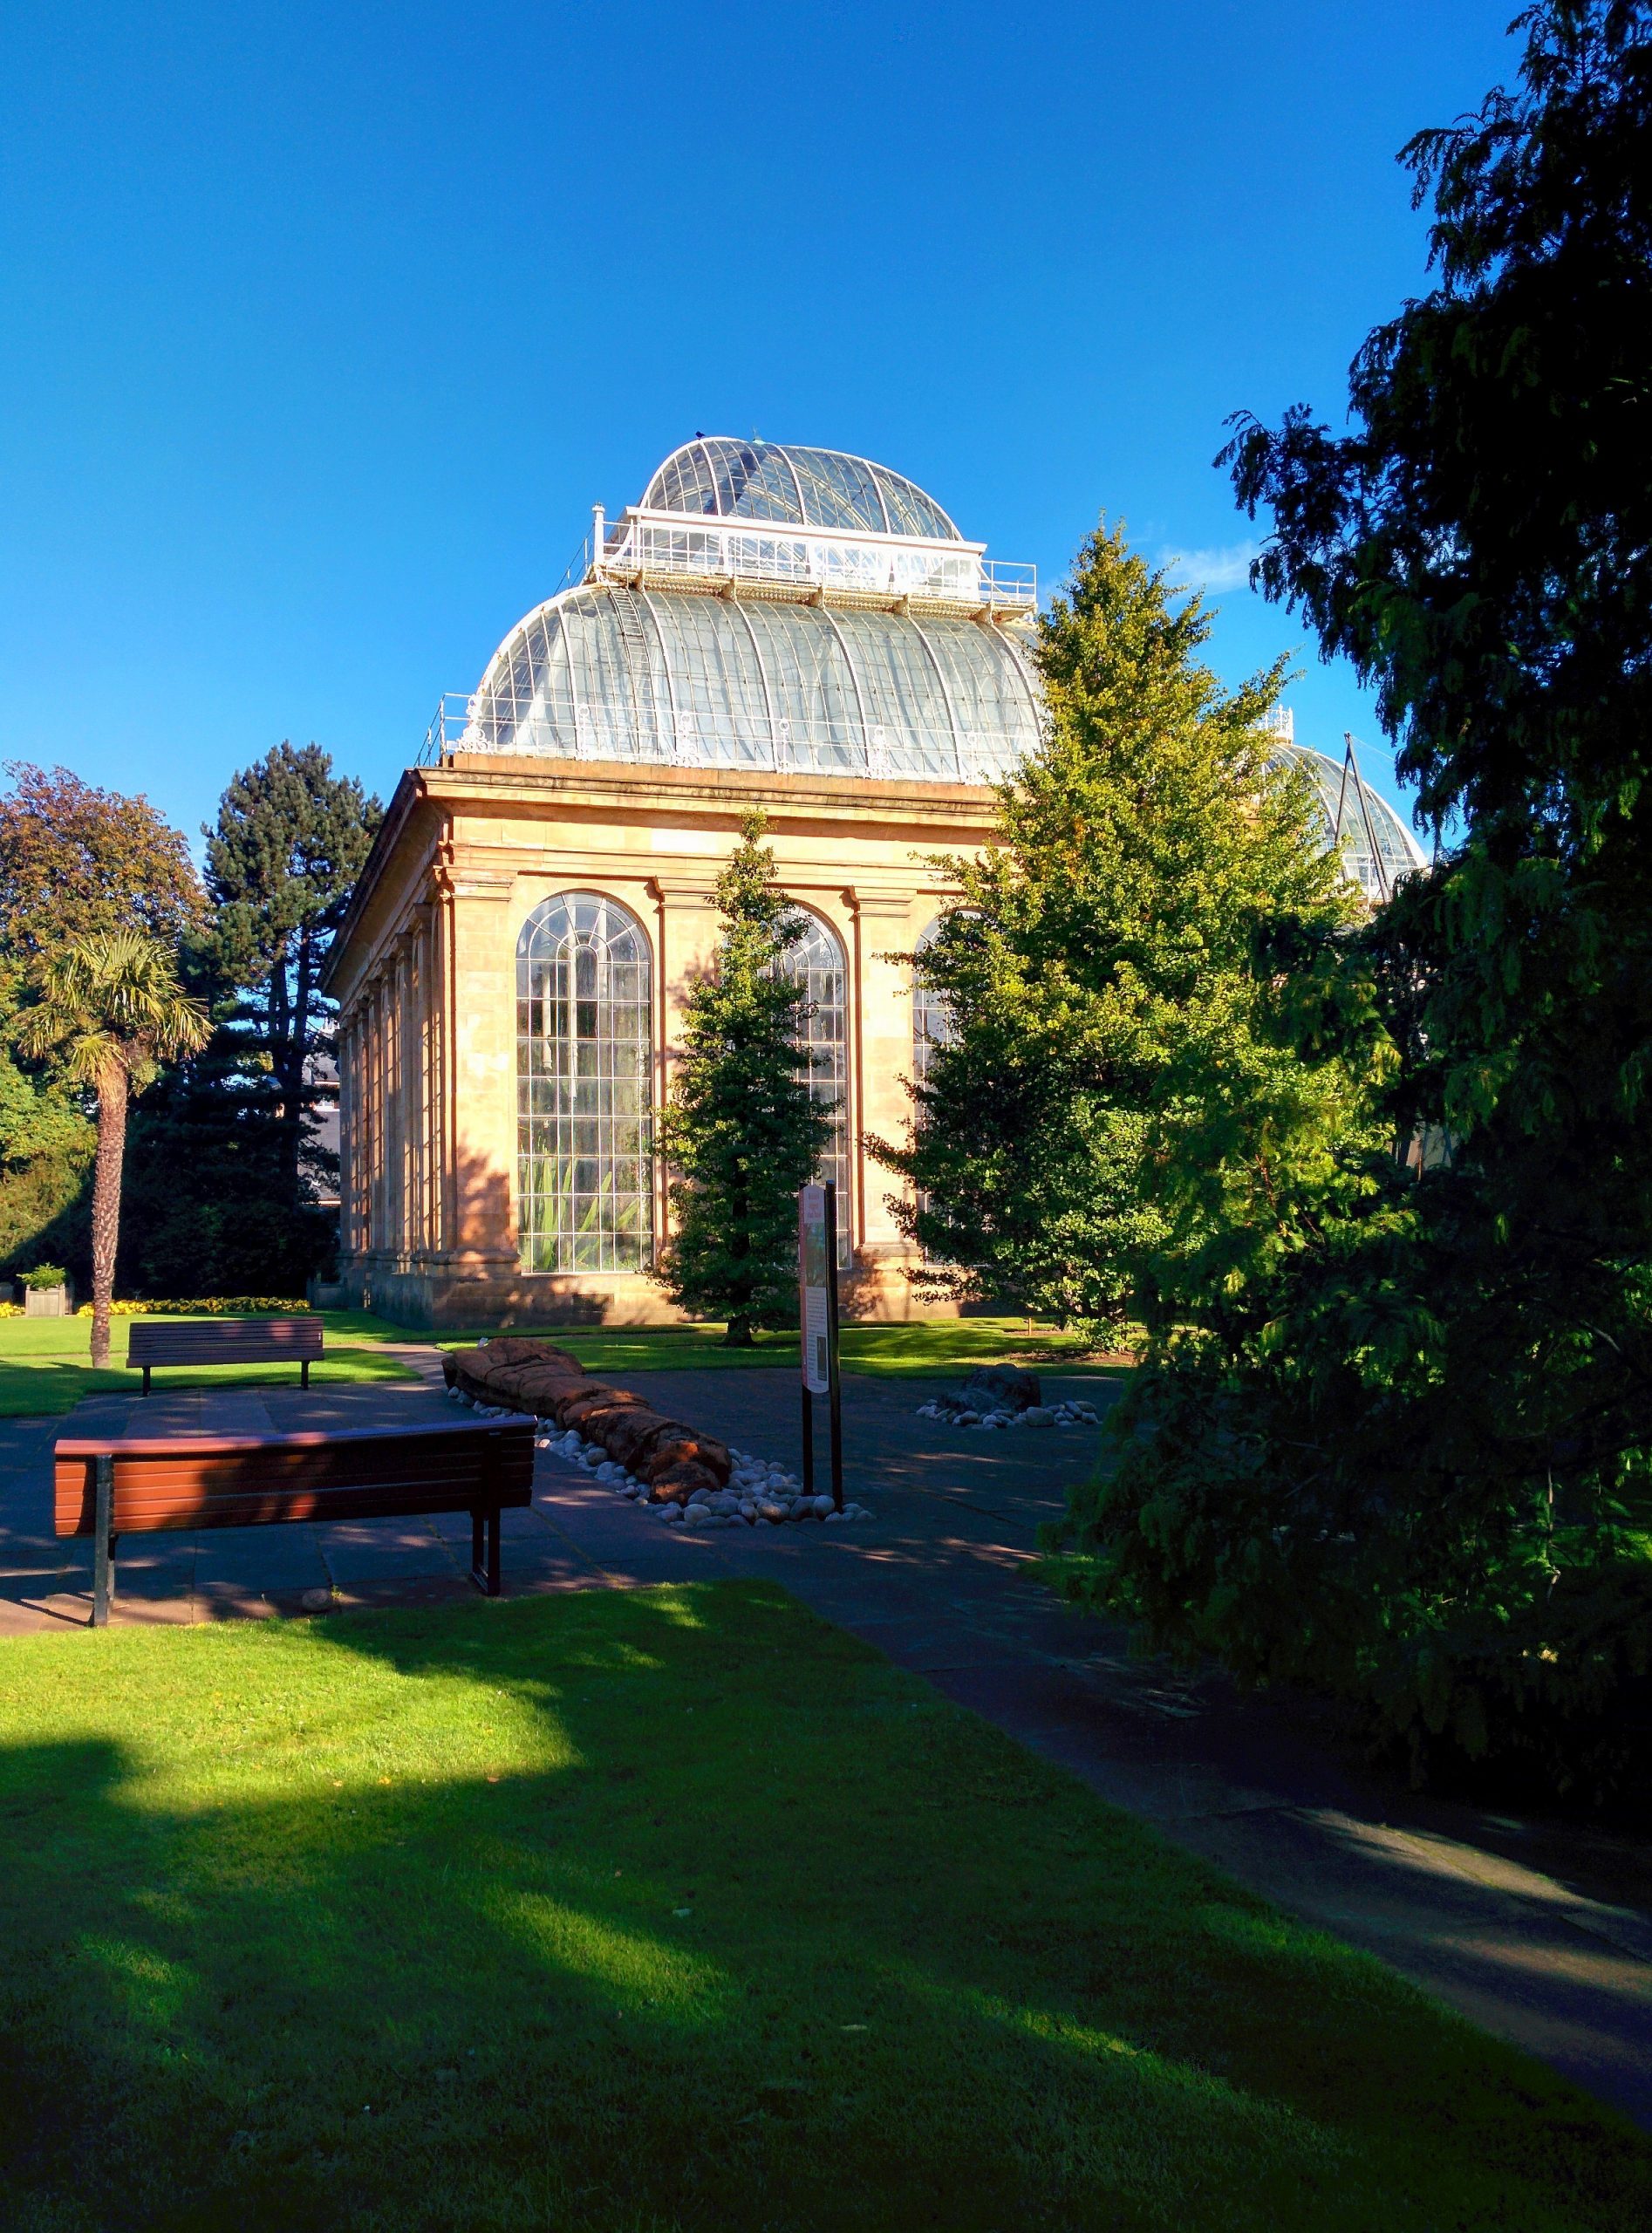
[1053,3,1652,1809]
[0,768,198,1280]
[0,1145,93,1274]
[195,740,382,1198]
[19,929,210,1362]
[17,1264,65,1290]
[83,742,384,1300]
[0,746,380,1301]
[658,814,831,1345]
[0,973,90,1170]
[873,522,1352,1331]
[0,971,94,1274]
[113,1076,341,1297]
[0,761,203,960]
[18,928,211,1098]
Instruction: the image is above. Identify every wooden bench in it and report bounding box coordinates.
[55,1415,537,1624]
[127,1315,325,1394]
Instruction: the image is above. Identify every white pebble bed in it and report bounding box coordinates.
[915,1397,1102,1431]
[447,1386,871,1526]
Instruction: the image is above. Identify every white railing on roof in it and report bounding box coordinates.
[581,506,1035,613]
[419,690,1027,786]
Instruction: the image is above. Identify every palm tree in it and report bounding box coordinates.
[19,931,208,1368]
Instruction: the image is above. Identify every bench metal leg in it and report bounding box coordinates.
[469,1506,501,1597]
[93,1454,115,1626]
[301,1360,310,1390]
[141,1364,151,1396]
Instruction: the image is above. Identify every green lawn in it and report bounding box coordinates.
[0,1313,419,1417]
[0,1584,1643,2232]
[372,1313,1128,1383]
[0,1307,1123,1417]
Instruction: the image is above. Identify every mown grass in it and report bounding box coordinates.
[0,1308,1123,1417]
[405,1315,1130,1383]
[0,1581,1645,2232]
[0,1313,418,1417]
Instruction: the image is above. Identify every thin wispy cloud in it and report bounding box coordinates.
[1159,540,1262,594]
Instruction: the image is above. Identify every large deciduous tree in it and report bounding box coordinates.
[0,766,201,1277]
[0,763,203,959]
[1059,1,1652,1806]
[873,522,1352,1334]
[658,814,831,1346]
[19,932,208,1364]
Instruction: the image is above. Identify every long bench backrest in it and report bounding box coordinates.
[127,1315,324,1364]
[54,1418,536,1538]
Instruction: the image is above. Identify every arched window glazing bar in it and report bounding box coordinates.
[517,893,653,1274]
[911,914,954,1089]
[782,912,851,1265]
[464,590,1042,780]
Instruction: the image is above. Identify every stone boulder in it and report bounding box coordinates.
[961,1362,1042,1414]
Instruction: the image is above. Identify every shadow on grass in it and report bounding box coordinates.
[0,1352,419,1420]
[1,1584,1648,2233]
[0,1360,131,1418]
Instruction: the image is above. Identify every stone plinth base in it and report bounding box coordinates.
[340,1252,961,1333]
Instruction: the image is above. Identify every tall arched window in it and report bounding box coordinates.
[517,893,653,1273]
[783,912,850,1257]
[912,913,953,1089]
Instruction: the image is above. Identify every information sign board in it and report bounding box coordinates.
[799,1183,831,1396]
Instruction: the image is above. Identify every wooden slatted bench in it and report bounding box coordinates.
[127,1315,325,1394]
[55,1415,537,1624]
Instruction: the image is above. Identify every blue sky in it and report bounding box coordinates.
[2,1,1521,846]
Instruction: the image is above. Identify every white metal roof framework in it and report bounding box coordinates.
[1261,711,1423,898]
[427,440,1045,784]
[424,440,1423,895]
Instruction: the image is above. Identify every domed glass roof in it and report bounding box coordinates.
[461,583,1041,784]
[1283,744,1424,898]
[642,440,962,542]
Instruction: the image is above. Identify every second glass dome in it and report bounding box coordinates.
[642,439,962,542]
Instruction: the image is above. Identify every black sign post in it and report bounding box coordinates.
[798,1179,844,1512]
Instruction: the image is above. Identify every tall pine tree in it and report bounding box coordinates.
[110,743,382,1297]
[874,522,1352,1332]
[198,742,382,1201]
[659,814,831,1346]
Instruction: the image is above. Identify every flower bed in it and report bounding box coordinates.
[73,1298,311,1318]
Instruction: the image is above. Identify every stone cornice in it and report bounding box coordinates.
[423,754,999,832]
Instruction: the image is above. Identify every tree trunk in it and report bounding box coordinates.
[88,1062,129,1369]
[723,1315,755,1349]
[280,925,312,1203]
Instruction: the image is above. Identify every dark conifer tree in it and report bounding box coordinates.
[1060,1,1652,1804]
[659,814,831,1346]
[873,522,1348,1332]
[198,741,381,1202]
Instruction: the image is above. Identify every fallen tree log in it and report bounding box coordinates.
[442,1342,732,1501]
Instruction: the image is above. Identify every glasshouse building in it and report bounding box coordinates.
[324,438,1421,1328]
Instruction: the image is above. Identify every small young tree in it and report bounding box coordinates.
[873,522,1352,1333]
[19,932,208,1365]
[659,815,831,1346]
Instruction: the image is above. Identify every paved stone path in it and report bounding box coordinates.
[3,1360,1649,2129]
